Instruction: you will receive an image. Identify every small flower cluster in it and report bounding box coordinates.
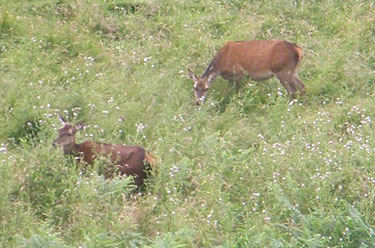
[84,56,95,67]
[135,123,145,133]
[169,165,179,178]
[143,56,155,68]
[173,114,185,122]
[0,144,7,154]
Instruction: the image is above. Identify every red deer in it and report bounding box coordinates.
[52,115,154,187]
[188,40,305,104]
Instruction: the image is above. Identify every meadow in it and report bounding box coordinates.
[1,0,375,247]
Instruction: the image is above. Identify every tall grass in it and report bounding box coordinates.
[1,0,375,247]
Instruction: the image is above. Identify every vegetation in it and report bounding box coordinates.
[1,0,375,247]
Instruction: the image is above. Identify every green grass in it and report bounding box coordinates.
[1,0,375,247]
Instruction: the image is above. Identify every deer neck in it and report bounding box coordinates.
[62,141,79,155]
[202,66,215,78]
[202,56,220,79]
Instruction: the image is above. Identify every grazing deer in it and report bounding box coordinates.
[188,40,305,104]
[52,115,154,187]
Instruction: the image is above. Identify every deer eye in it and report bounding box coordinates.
[193,87,198,91]
[204,88,209,92]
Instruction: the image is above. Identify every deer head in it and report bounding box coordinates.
[188,69,216,105]
[52,114,85,155]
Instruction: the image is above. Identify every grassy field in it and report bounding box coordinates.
[1,0,375,247]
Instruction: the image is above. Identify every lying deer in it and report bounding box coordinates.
[188,40,305,104]
[52,115,154,187]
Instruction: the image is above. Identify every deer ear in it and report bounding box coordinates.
[188,69,198,82]
[76,122,85,130]
[58,113,66,125]
[207,72,217,86]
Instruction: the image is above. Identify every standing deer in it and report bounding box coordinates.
[52,115,154,187]
[188,40,305,104]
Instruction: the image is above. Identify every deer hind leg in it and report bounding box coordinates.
[275,73,297,98]
[134,176,143,187]
[233,77,242,94]
[292,75,306,98]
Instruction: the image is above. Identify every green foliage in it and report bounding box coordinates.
[16,225,71,248]
[1,0,375,247]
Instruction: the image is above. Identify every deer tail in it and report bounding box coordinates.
[293,43,303,67]
[145,152,157,170]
